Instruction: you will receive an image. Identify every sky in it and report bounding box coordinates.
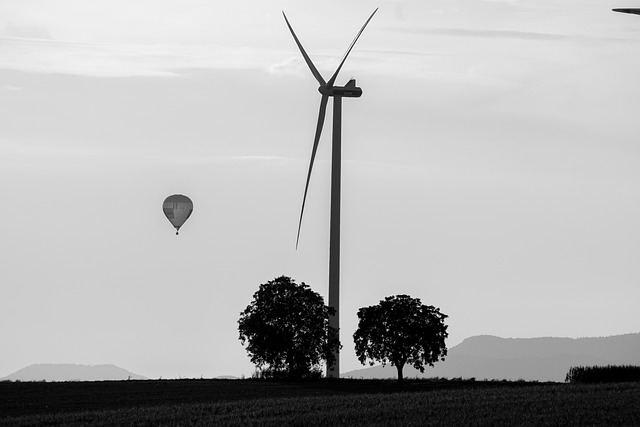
[1,0,639,379]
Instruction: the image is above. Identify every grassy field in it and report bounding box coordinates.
[2,378,639,426]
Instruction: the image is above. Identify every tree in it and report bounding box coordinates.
[238,276,339,379]
[353,294,448,381]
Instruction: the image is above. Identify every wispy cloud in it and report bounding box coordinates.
[0,36,281,77]
[268,57,308,77]
[228,155,292,161]
[1,84,22,91]
[268,50,378,79]
[391,26,573,41]
[177,155,297,165]
[0,139,297,171]
[2,22,52,40]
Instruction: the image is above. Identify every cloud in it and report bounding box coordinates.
[2,22,52,39]
[1,84,22,91]
[173,155,297,165]
[268,52,366,80]
[394,27,571,41]
[478,0,523,3]
[0,138,297,172]
[228,155,292,161]
[0,36,282,77]
[268,56,308,77]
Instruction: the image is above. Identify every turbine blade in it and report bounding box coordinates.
[283,11,327,87]
[327,8,378,88]
[297,94,329,249]
[613,8,640,15]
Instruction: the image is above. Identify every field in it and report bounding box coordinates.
[2,378,639,426]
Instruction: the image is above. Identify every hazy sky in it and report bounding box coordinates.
[1,0,639,379]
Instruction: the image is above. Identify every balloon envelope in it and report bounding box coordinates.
[163,194,193,235]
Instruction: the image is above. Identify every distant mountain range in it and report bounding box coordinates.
[4,333,638,382]
[343,333,640,382]
[1,364,146,382]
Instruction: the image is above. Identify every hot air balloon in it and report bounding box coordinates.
[162,194,193,235]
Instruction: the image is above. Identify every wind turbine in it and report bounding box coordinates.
[283,8,378,378]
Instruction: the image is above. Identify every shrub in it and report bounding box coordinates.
[251,367,323,380]
[565,365,640,383]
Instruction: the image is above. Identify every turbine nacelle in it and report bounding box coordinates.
[319,79,363,98]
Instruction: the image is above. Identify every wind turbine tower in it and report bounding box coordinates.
[283,9,378,378]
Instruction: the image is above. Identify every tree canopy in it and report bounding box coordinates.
[238,276,339,379]
[353,294,448,381]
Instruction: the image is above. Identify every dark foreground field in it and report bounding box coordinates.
[2,378,639,426]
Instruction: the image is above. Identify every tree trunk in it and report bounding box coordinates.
[396,363,405,382]
[287,352,295,379]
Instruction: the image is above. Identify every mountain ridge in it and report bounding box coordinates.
[343,332,640,382]
[1,363,147,382]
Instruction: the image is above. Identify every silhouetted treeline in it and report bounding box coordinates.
[565,365,640,383]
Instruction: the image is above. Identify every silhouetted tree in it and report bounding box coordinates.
[353,294,448,381]
[238,276,339,379]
